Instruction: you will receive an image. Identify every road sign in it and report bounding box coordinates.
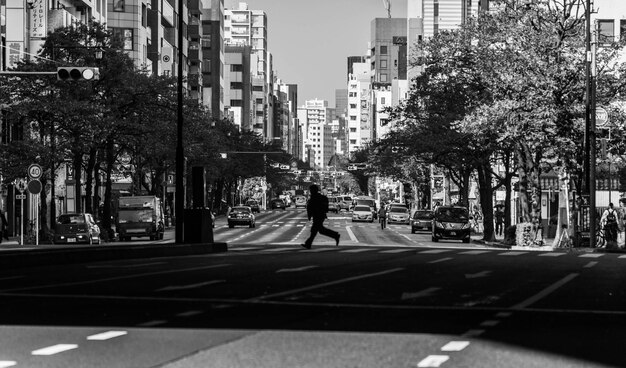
[28,164,42,179]
[596,107,609,127]
[15,178,27,193]
[16,194,26,199]
[28,179,42,194]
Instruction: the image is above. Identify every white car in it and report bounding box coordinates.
[352,205,373,223]
[294,196,307,208]
[387,206,410,224]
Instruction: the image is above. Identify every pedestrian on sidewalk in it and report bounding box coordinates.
[617,198,626,249]
[301,184,340,249]
[0,209,7,243]
[494,207,504,237]
[600,203,618,249]
[378,204,387,230]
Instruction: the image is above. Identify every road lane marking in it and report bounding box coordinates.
[87,262,167,268]
[429,257,452,264]
[512,273,579,310]
[0,362,16,368]
[401,287,440,300]
[441,341,470,351]
[499,252,527,256]
[346,226,358,242]
[276,266,318,273]
[462,329,485,337]
[402,235,412,241]
[420,249,451,254]
[137,320,167,327]
[480,320,500,327]
[157,280,225,291]
[417,355,449,367]
[583,261,598,268]
[539,253,565,257]
[248,268,404,301]
[465,271,491,279]
[32,344,78,355]
[496,312,512,318]
[87,331,128,340]
[341,248,371,253]
[380,249,413,253]
[0,264,232,293]
[459,250,490,255]
[579,253,603,258]
[619,255,626,258]
[176,310,204,317]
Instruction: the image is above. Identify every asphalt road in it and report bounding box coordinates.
[0,208,623,367]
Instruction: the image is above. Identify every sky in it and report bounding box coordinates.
[225,0,408,107]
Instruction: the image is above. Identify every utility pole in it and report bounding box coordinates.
[175,0,184,244]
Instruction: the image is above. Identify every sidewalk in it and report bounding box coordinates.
[471,232,626,253]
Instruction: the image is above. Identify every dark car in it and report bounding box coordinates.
[270,198,286,210]
[411,210,434,233]
[432,206,471,243]
[54,213,101,245]
[228,206,256,228]
[245,199,261,213]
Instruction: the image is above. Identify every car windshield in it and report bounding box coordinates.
[231,207,251,214]
[57,214,85,224]
[356,200,374,206]
[246,201,257,205]
[354,206,371,212]
[436,207,469,221]
[413,211,434,219]
[118,209,153,223]
[342,197,352,202]
[389,207,408,213]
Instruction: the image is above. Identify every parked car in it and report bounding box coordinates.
[387,206,410,224]
[337,196,352,211]
[327,196,340,213]
[411,210,434,233]
[245,199,261,213]
[270,198,286,210]
[228,206,256,228]
[432,206,471,243]
[352,205,374,223]
[294,195,307,209]
[54,213,101,245]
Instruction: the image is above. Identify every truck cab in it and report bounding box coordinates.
[116,196,164,241]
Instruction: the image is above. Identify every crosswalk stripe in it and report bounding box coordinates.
[499,252,527,256]
[341,248,371,253]
[579,253,604,258]
[459,250,490,255]
[420,249,451,254]
[380,249,414,253]
[539,253,565,257]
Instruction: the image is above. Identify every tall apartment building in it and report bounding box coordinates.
[224,44,252,131]
[370,18,407,86]
[334,89,348,155]
[347,60,371,154]
[224,2,271,139]
[272,80,298,154]
[198,0,225,119]
[411,0,487,38]
[298,99,334,171]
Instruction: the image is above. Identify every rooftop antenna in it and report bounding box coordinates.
[382,0,391,18]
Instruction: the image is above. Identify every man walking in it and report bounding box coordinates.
[494,207,505,237]
[0,209,7,244]
[301,185,340,249]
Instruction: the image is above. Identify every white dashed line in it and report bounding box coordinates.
[462,329,485,337]
[619,255,626,258]
[346,226,359,242]
[499,252,527,256]
[137,320,167,327]
[32,344,78,355]
[512,273,579,310]
[583,261,598,268]
[441,341,470,352]
[459,250,490,255]
[539,253,566,257]
[0,361,16,367]
[87,331,128,340]
[429,257,452,264]
[417,355,449,367]
[420,249,451,254]
[480,320,500,327]
[176,310,204,317]
[579,253,604,258]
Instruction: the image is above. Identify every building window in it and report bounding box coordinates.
[231,100,242,107]
[349,92,357,97]
[380,60,387,69]
[230,64,243,72]
[381,97,386,104]
[434,1,439,17]
[253,86,263,92]
[350,128,357,133]
[113,0,124,11]
[350,104,357,109]
[113,28,133,50]
[350,139,357,144]
[256,98,263,104]
[230,82,243,90]
[380,45,388,55]
[598,20,615,44]
[202,60,211,73]
[350,116,357,120]
[621,20,626,41]
[380,73,388,82]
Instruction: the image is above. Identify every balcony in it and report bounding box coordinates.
[188,23,200,38]
[188,48,201,62]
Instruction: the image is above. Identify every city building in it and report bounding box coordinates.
[224,43,252,131]
[298,99,334,171]
[347,58,372,153]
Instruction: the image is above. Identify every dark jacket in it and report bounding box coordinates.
[307,193,329,220]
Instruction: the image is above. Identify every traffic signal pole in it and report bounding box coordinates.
[175,0,184,244]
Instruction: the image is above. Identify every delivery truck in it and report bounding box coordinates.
[116,196,164,241]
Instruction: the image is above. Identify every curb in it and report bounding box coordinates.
[0,242,228,270]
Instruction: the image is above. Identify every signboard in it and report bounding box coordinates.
[27,179,42,194]
[28,164,42,179]
[596,107,609,127]
[29,0,47,38]
[16,194,26,200]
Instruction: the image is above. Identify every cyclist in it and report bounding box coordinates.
[378,204,387,230]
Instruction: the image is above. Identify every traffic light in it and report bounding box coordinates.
[57,67,100,81]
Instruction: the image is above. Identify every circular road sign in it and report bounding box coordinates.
[596,107,609,127]
[28,164,42,179]
[27,179,42,194]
